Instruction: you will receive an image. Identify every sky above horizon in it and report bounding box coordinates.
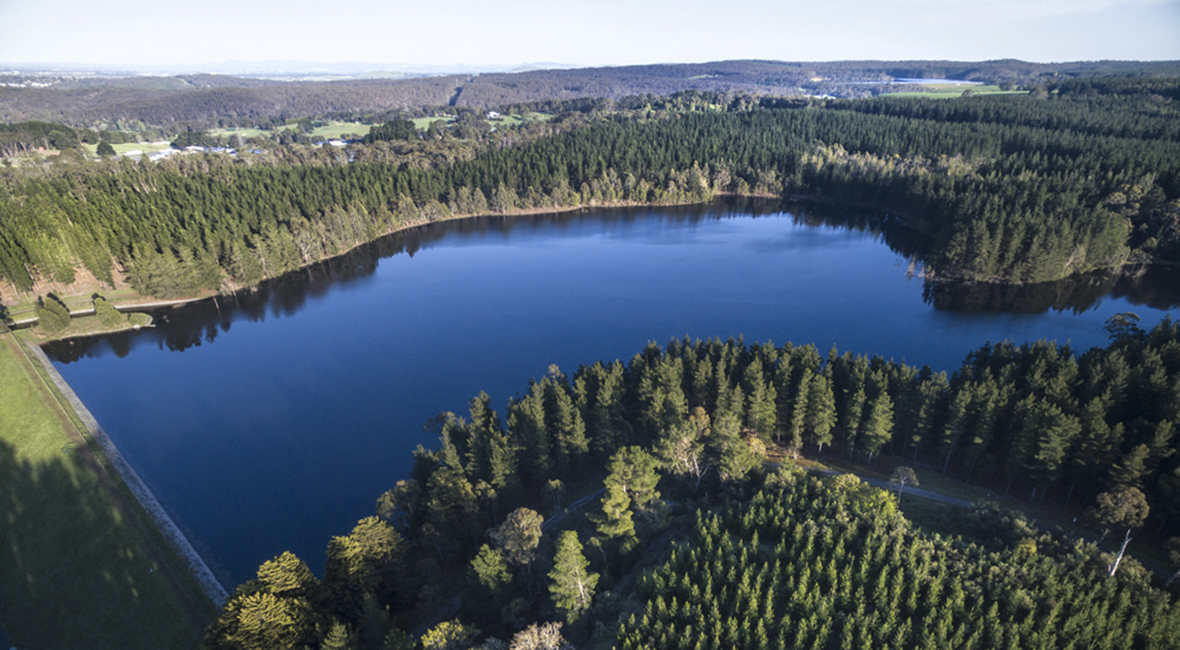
[1,0,1178,69]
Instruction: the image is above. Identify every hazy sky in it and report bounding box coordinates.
[1,0,1178,68]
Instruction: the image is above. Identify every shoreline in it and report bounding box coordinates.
[22,341,230,608]
[5,198,706,342]
[7,194,1174,345]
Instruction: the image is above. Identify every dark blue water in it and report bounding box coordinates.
[44,201,1178,586]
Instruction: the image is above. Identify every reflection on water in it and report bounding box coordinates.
[46,199,1179,364]
[923,266,1180,315]
[46,198,921,362]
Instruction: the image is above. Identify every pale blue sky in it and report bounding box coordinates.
[1,0,1177,68]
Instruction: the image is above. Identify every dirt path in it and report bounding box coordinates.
[541,488,605,533]
[21,340,229,609]
[856,476,974,508]
[811,467,974,508]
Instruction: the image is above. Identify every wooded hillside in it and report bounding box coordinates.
[2,81,1178,303]
[4,59,1178,129]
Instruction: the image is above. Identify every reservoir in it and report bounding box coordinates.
[43,199,1179,586]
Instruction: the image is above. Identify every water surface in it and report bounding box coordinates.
[44,199,1178,585]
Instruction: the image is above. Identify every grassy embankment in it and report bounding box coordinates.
[0,329,215,649]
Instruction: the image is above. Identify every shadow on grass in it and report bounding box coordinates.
[0,438,198,650]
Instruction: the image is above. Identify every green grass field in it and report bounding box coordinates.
[82,141,174,156]
[883,84,1027,99]
[0,331,210,649]
[412,116,455,130]
[205,126,272,139]
[208,121,374,141]
[309,122,372,139]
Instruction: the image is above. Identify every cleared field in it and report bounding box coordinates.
[209,121,373,141]
[83,141,174,156]
[309,122,372,139]
[488,111,554,127]
[883,85,1027,99]
[412,116,455,129]
[0,331,211,649]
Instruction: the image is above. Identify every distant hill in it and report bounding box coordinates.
[1,59,1177,129]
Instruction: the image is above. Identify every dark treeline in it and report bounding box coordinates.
[3,84,1180,302]
[204,317,1180,649]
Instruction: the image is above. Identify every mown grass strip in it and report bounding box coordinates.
[0,331,212,649]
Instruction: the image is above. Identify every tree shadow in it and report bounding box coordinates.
[0,438,199,649]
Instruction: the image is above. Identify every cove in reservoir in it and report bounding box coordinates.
[43,198,1179,586]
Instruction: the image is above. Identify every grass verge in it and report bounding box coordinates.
[0,330,213,649]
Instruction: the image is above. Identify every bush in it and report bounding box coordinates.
[93,297,125,328]
[37,295,71,333]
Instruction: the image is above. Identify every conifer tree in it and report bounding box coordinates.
[840,384,867,458]
[1110,444,1151,488]
[323,516,408,614]
[320,621,356,650]
[507,382,551,485]
[549,531,599,622]
[861,392,894,466]
[257,551,320,599]
[742,356,777,442]
[709,412,760,482]
[591,476,637,557]
[940,389,971,474]
[606,446,661,511]
[789,368,812,456]
[469,544,513,608]
[420,620,480,650]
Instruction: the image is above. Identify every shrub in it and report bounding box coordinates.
[37,295,71,333]
[93,297,126,328]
